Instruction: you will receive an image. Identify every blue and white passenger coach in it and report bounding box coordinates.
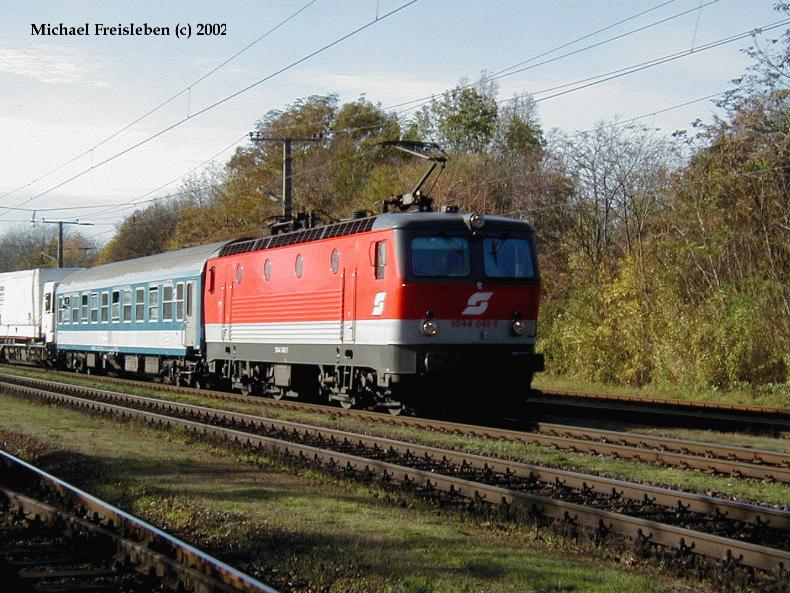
[55,242,226,377]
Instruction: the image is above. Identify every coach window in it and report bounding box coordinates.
[148,286,159,322]
[375,241,387,280]
[111,290,120,322]
[90,293,99,323]
[264,259,272,281]
[175,283,185,321]
[331,249,340,274]
[100,292,109,323]
[135,288,145,322]
[44,293,52,315]
[73,296,80,324]
[185,282,194,317]
[123,289,132,322]
[57,297,64,324]
[162,285,174,322]
[81,294,89,322]
[295,255,303,278]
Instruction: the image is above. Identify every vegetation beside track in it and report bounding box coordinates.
[534,375,790,410]
[0,394,703,593]
[2,366,788,508]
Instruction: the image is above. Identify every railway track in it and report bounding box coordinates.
[2,369,788,483]
[0,449,278,593]
[3,364,788,433]
[526,389,790,432]
[1,375,789,583]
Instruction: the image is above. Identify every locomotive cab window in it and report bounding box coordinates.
[411,236,470,277]
[483,238,535,278]
[374,241,387,279]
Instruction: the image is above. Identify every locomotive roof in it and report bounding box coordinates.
[59,241,228,292]
[218,212,535,258]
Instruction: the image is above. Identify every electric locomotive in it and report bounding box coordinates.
[203,209,544,411]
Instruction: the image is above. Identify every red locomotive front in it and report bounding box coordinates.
[203,211,543,411]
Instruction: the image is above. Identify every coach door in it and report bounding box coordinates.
[341,246,357,343]
[182,281,198,347]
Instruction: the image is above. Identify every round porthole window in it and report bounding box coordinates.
[295,255,304,278]
[264,259,272,281]
[330,249,340,274]
[236,264,244,284]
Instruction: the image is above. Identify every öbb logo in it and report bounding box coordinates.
[462,292,494,315]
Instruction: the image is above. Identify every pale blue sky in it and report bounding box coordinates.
[0,0,784,237]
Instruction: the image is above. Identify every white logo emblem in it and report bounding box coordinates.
[372,292,386,316]
[462,291,493,315]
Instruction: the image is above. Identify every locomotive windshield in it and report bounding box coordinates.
[483,237,535,278]
[411,236,470,277]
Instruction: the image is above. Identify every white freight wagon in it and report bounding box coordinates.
[0,268,81,363]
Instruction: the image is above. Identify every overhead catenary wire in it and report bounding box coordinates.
[0,0,721,222]
[13,8,783,237]
[0,0,420,217]
[0,0,320,203]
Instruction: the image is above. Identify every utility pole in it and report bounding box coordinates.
[40,219,94,268]
[249,133,320,220]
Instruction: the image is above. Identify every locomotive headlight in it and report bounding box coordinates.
[512,319,526,336]
[421,319,439,337]
[465,211,485,231]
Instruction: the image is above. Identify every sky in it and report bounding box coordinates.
[0,0,785,240]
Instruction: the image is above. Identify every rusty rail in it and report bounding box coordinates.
[2,377,789,575]
[0,449,278,593]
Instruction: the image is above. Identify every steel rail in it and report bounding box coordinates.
[0,449,279,593]
[527,392,790,432]
[18,378,785,530]
[3,364,788,431]
[1,371,787,483]
[2,380,789,573]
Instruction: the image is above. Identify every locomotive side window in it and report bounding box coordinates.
[208,266,216,294]
[483,238,535,278]
[236,265,244,284]
[175,283,185,321]
[264,259,272,281]
[100,292,109,323]
[375,241,387,279]
[148,286,159,322]
[295,255,304,278]
[331,249,340,273]
[135,288,145,322]
[162,285,174,321]
[111,290,120,322]
[411,236,470,277]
